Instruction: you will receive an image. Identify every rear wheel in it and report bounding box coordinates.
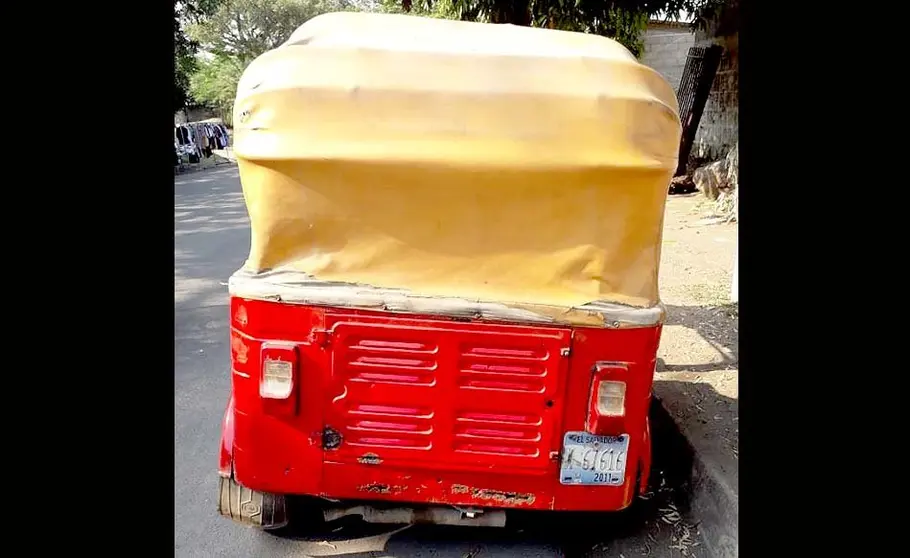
[218,475,288,530]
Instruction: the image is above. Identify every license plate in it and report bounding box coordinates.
[559,432,630,486]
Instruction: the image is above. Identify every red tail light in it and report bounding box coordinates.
[260,342,299,415]
[586,362,628,435]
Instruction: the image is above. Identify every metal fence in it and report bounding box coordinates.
[674,44,723,176]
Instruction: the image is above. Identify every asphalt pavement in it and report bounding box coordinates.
[174,165,701,558]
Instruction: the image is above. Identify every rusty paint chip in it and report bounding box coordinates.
[357,453,382,466]
[358,483,391,494]
[450,484,536,505]
[357,483,408,495]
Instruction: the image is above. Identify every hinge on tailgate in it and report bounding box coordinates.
[310,328,332,348]
[560,332,574,357]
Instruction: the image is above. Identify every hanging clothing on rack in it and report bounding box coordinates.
[213,126,221,149]
[176,121,231,164]
[175,125,190,145]
[202,127,213,158]
[220,124,230,148]
[195,125,206,154]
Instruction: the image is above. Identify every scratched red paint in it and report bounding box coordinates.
[222,298,659,512]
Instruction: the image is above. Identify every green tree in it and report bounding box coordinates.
[175,0,224,112]
[380,0,459,18]
[175,17,195,112]
[391,0,735,57]
[187,0,351,65]
[189,55,246,117]
[185,0,350,119]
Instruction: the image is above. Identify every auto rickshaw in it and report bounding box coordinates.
[217,11,681,530]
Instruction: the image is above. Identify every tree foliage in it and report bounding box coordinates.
[175,4,198,112]
[380,0,459,18]
[189,55,246,113]
[391,0,736,57]
[175,17,195,112]
[175,0,736,116]
[186,0,351,64]
[175,0,224,112]
[183,0,349,117]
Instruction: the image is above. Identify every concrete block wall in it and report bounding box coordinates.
[691,39,738,163]
[641,22,739,166]
[641,23,695,91]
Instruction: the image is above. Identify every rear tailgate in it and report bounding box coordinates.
[323,311,572,475]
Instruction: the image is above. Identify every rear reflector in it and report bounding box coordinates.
[586,362,629,434]
[595,381,626,417]
[260,342,298,399]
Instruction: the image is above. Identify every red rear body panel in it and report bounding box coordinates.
[225,297,661,512]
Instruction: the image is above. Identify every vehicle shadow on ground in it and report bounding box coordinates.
[658,303,738,373]
[256,399,697,558]
[652,379,738,475]
[650,381,738,558]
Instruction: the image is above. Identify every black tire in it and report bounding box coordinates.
[218,475,289,530]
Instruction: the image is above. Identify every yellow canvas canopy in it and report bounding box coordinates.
[230,12,681,326]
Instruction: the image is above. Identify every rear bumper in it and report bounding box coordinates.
[221,299,660,514]
[221,401,650,513]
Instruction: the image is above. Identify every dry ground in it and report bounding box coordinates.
[655,193,739,491]
[585,192,739,558]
